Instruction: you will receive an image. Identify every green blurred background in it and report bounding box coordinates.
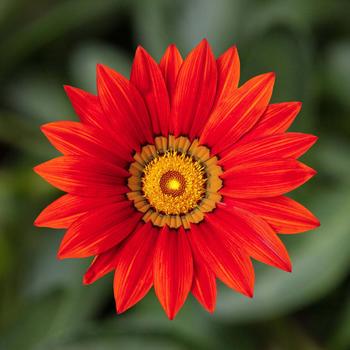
[0,0,349,349]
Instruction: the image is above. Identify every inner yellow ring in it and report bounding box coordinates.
[141,151,206,215]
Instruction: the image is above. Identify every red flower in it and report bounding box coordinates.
[34,40,320,319]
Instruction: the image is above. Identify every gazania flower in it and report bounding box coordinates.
[34,39,320,319]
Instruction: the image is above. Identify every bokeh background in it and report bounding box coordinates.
[0,0,350,349]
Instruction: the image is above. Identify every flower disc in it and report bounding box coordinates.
[142,152,206,215]
[127,135,223,229]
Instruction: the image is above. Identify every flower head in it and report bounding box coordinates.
[34,39,320,319]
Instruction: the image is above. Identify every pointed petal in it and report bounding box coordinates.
[114,222,159,313]
[230,196,320,234]
[220,133,318,167]
[172,39,217,139]
[34,155,129,197]
[237,102,302,145]
[64,86,105,128]
[97,64,153,151]
[191,251,216,313]
[58,201,141,259]
[41,121,131,164]
[215,46,240,105]
[159,44,183,104]
[188,223,254,297]
[201,73,275,155]
[83,245,121,284]
[221,159,316,198]
[153,226,193,319]
[210,205,292,272]
[131,46,170,136]
[34,194,122,229]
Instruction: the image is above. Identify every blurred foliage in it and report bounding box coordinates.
[0,0,349,349]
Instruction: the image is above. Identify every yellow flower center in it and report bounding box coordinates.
[142,151,206,215]
[127,135,223,229]
[167,178,180,191]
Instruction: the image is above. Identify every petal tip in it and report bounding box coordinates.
[63,84,73,93]
[56,250,66,260]
[96,63,110,76]
[227,45,238,56]
[283,259,293,273]
[168,43,177,50]
[63,85,75,96]
[299,162,317,177]
[196,38,211,52]
[309,167,317,176]
[135,45,147,55]
[246,289,254,298]
[33,216,44,227]
[267,71,276,82]
[312,217,321,229]
[116,301,132,315]
[241,282,255,298]
[116,293,144,315]
[33,164,43,176]
[309,134,319,145]
[82,274,92,285]
[96,63,103,74]
[40,122,54,135]
[166,311,176,320]
[57,243,72,260]
[40,123,48,132]
[205,303,216,314]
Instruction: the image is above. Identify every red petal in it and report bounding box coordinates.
[159,44,183,104]
[221,159,316,198]
[58,201,141,259]
[41,121,131,164]
[220,133,318,168]
[191,251,216,313]
[200,73,275,155]
[210,205,292,272]
[114,222,159,313]
[153,226,193,320]
[97,64,153,151]
[237,102,302,145]
[230,196,320,234]
[215,46,240,105]
[131,46,170,136]
[83,245,121,284]
[34,194,122,229]
[172,39,217,139]
[64,86,105,129]
[188,223,254,297]
[34,155,129,197]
